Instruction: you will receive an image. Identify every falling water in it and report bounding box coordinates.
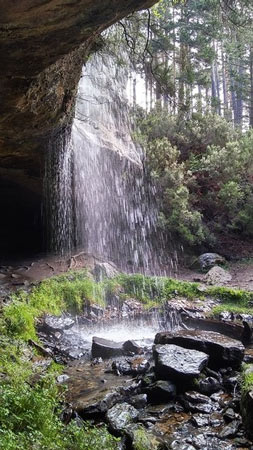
[44,127,74,254]
[72,52,166,272]
[44,51,171,272]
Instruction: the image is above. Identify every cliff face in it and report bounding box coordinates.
[0,0,155,257]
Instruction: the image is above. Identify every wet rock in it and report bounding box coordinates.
[88,304,104,319]
[198,252,225,271]
[204,266,232,285]
[40,314,75,334]
[155,330,244,369]
[80,391,122,419]
[223,407,237,422]
[129,394,147,409]
[153,344,209,382]
[223,375,239,392]
[191,413,209,427]
[180,391,215,414]
[145,380,177,404]
[122,299,144,319]
[92,262,119,281]
[112,356,149,376]
[123,340,143,355]
[57,374,70,383]
[125,424,162,450]
[106,402,139,433]
[241,389,253,439]
[241,321,253,345]
[92,336,123,359]
[219,420,241,438]
[198,376,222,395]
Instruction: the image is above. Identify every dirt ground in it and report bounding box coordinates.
[1,250,253,295]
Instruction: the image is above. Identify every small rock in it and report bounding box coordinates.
[112,356,149,376]
[198,376,222,395]
[145,380,176,404]
[180,391,215,414]
[123,340,143,355]
[106,402,138,433]
[218,420,240,438]
[57,374,70,383]
[191,413,209,427]
[223,407,237,422]
[204,266,232,285]
[92,262,119,281]
[125,424,162,450]
[198,253,225,271]
[129,394,147,409]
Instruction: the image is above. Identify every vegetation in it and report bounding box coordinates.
[2,270,104,341]
[0,272,118,450]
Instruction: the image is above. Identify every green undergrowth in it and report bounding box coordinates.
[105,273,253,316]
[1,270,104,341]
[0,270,119,449]
[241,364,253,394]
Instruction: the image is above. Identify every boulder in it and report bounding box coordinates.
[241,390,253,439]
[198,253,225,271]
[92,336,123,358]
[153,344,208,382]
[204,266,232,285]
[198,376,222,396]
[106,402,139,433]
[155,330,244,369]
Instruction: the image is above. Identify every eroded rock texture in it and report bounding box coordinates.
[0,0,155,256]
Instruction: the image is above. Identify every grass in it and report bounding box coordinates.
[241,364,253,393]
[0,270,119,450]
[2,270,105,342]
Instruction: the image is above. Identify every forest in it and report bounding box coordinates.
[105,0,253,254]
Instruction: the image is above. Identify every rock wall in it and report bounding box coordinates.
[0,0,156,256]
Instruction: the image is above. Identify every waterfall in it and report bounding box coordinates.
[44,51,169,273]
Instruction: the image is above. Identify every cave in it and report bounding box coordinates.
[0,176,43,263]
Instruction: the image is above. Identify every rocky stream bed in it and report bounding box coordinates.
[35,292,253,449]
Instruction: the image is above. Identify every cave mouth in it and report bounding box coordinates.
[0,177,43,264]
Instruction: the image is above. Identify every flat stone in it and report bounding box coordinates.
[153,344,208,382]
[155,330,244,369]
[92,336,123,358]
[106,402,139,433]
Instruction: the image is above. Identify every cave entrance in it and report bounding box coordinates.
[0,176,43,264]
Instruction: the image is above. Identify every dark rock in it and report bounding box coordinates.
[191,413,209,427]
[40,314,75,334]
[223,407,237,422]
[145,379,177,404]
[180,391,215,414]
[123,340,143,355]
[112,356,150,376]
[80,391,122,419]
[241,389,253,439]
[198,376,222,395]
[92,336,123,359]
[155,329,244,369]
[198,252,225,270]
[125,424,162,450]
[106,402,139,433]
[141,371,156,387]
[241,321,253,345]
[223,375,239,392]
[153,344,209,382]
[182,316,244,342]
[218,420,241,438]
[129,394,147,409]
